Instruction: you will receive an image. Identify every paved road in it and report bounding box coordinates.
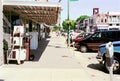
[0,32,120,81]
[74,46,120,81]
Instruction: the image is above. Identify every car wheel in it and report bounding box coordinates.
[29,55,35,61]
[104,57,120,73]
[80,45,88,53]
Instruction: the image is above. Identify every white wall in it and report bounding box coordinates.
[0,0,3,66]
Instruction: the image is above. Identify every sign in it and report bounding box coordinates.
[70,0,78,1]
[93,8,99,15]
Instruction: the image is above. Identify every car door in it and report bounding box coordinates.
[86,32,105,51]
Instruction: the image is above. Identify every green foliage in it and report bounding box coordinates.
[76,15,90,23]
[53,25,61,31]
[3,39,8,55]
[3,40,8,50]
[62,19,75,30]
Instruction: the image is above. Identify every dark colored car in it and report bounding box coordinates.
[74,32,92,42]
[96,41,120,73]
[75,30,120,53]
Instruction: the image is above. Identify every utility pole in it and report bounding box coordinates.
[67,0,70,47]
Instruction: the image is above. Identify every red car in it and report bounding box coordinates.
[74,33,92,42]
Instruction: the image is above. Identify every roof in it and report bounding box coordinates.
[108,12,120,15]
[3,0,61,25]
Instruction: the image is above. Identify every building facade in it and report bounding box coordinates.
[108,12,120,30]
[0,0,61,65]
[83,18,94,33]
[0,0,3,65]
[93,14,108,31]
[77,8,120,33]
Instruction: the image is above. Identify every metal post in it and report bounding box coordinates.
[67,0,70,47]
[105,42,114,81]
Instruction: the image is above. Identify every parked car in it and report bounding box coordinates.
[74,32,92,42]
[75,30,120,53]
[96,41,120,73]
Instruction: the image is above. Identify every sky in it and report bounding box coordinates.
[49,0,120,22]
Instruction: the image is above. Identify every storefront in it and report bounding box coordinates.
[0,0,3,65]
[0,0,61,65]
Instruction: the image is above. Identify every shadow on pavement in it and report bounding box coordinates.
[87,63,107,73]
[30,38,50,61]
[74,48,97,53]
[0,79,4,81]
[48,45,66,48]
[88,63,120,74]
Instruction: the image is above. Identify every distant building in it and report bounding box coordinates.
[83,18,93,33]
[79,8,120,33]
[83,8,109,33]
[108,12,120,30]
[93,14,108,31]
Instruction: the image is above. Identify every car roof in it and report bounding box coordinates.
[99,41,120,47]
[95,30,120,33]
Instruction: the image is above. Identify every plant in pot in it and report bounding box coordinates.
[3,39,8,64]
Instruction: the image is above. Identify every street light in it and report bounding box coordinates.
[67,0,78,47]
[59,0,78,47]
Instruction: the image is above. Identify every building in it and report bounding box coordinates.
[0,0,61,65]
[79,8,120,33]
[83,18,93,33]
[0,0,3,66]
[108,12,120,30]
[82,8,109,33]
[93,14,108,31]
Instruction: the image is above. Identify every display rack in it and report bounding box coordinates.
[7,26,26,64]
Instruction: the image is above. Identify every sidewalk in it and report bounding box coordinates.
[0,32,93,81]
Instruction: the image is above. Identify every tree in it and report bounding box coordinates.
[53,25,61,31]
[62,19,75,30]
[76,15,90,23]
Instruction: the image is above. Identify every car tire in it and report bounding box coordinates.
[104,56,120,73]
[80,45,88,53]
[29,55,35,61]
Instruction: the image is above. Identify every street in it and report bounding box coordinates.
[0,32,120,81]
[74,48,120,81]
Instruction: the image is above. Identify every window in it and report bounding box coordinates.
[109,24,112,26]
[101,19,103,23]
[105,19,107,23]
[116,24,119,26]
[92,32,102,39]
[106,31,117,39]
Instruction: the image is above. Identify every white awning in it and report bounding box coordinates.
[3,0,61,25]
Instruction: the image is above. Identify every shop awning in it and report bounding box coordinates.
[3,0,61,25]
